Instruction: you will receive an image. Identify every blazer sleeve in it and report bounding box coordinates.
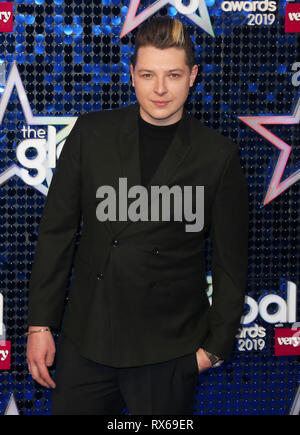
[27,116,82,329]
[202,145,249,360]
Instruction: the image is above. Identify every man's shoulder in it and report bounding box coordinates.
[188,114,238,158]
[78,104,135,126]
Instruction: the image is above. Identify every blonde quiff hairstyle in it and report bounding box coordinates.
[131,16,195,71]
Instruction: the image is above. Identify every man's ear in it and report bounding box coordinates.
[189,64,198,87]
[130,64,135,87]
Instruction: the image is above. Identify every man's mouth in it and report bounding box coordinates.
[152,101,170,107]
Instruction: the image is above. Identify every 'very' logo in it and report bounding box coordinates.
[0,2,13,33]
[0,341,10,370]
[285,4,300,32]
[275,326,300,356]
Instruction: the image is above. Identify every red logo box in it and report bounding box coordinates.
[0,341,11,369]
[275,328,300,356]
[0,2,13,33]
[285,3,300,33]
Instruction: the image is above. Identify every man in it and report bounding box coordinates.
[26,16,249,415]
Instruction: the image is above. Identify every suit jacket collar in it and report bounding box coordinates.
[110,102,192,236]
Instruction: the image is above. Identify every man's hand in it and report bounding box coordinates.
[26,327,56,389]
[195,348,212,373]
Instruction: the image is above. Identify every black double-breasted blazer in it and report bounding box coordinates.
[27,102,249,367]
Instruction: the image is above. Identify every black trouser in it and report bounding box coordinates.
[51,333,199,415]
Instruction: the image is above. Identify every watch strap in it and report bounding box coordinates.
[203,349,224,367]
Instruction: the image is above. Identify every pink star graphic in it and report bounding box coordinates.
[238,96,300,205]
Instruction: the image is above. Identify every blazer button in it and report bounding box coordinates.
[149,281,157,288]
[112,239,119,247]
[152,247,160,255]
[97,272,104,280]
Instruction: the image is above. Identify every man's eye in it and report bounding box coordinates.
[170,73,180,78]
[142,74,152,78]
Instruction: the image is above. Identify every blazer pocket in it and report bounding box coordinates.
[167,276,207,294]
[69,253,93,302]
[166,278,210,313]
[67,256,93,318]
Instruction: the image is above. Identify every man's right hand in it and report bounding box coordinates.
[26,327,56,389]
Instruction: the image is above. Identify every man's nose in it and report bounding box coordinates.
[154,77,168,95]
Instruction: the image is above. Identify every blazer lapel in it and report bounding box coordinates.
[108,103,140,235]
[111,102,192,236]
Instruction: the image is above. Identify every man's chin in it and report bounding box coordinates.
[143,106,182,123]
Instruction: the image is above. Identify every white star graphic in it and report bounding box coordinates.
[239,95,300,204]
[120,0,214,38]
[0,61,77,196]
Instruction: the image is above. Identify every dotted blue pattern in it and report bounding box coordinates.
[0,0,299,415]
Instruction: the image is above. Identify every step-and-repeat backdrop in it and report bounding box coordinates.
[0,0,299,415]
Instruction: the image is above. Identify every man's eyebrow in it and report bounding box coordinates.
[168,68,184,72]
[137,68,184,73]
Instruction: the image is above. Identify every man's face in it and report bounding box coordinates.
[130,46,198,126]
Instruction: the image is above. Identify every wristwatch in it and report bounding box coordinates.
[203,350,224,367]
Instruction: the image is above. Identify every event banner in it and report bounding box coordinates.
[0,0,299,416]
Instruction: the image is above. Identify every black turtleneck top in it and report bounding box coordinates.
[138,113,181,187]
